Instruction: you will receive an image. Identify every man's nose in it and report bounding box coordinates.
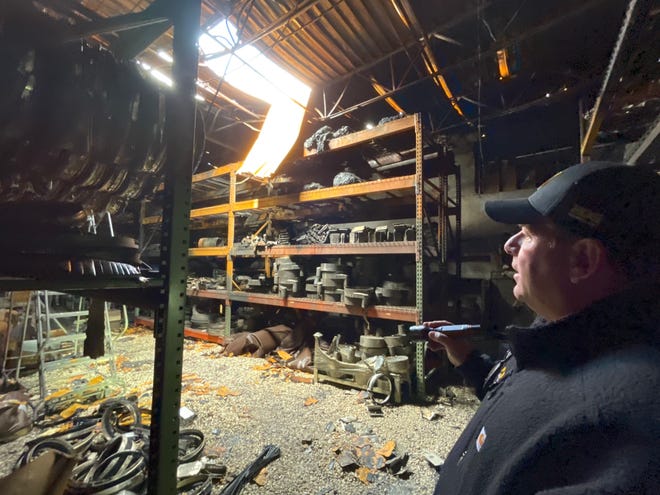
[504,231,522,255]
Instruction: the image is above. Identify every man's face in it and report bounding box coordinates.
[504,223,575,320]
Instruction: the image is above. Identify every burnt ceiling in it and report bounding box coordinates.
[5,0,660,173]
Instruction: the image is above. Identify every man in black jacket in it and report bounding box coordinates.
[430,162,659,494]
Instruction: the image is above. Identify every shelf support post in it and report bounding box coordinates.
[414,113,426,400]
[148,1,200,494]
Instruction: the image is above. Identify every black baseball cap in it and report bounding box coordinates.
[484,161,660,258]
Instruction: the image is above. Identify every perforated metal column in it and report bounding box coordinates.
[413,113,426,399]
[148,1,200,494]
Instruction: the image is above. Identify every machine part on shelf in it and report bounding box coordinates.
[206,320,225,337]
[305,276,319,299]
[303,125,333,152]
[231,233,267,256]
[303,125,352,153]
[319,288,343,302]
[349,226,374,243]
[273,257,304,297]
[298,223,330,244]
[187,276,226,291]
[342,286,374,308]
[314,262,349,302]
[333,170,363,187]
[374,225,389,242]
[197,237,225,248]
[302,182,324,191]
[271,228,290,246]
[328,228,350,244]
[375,281,412,306]
[378,113,406,126]
[245,274,273,293]
[392,224,416,241]
[313,333,410,404]
[190,306,210,329]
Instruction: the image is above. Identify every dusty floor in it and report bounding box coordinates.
[1,327,479,494]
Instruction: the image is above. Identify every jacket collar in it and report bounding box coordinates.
[506,281,660,370]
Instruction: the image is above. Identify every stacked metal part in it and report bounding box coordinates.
[0,8,170,214]
[272,257,304,297]
[0,6,204,279]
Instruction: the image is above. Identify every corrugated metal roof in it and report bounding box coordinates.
[7,0,659,166]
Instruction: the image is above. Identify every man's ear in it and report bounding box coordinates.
[568,238,607,283]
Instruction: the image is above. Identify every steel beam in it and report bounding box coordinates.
[189,175,416,218]
[148,1,200,494]
[580,0,653,160]
[625,114,660,164]
[187,289,418,322]
[265,242,416,256]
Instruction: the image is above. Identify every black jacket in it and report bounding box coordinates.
[434,283,660,495]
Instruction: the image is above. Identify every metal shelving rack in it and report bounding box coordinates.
[153,113,462,398]
[0,1,200,493]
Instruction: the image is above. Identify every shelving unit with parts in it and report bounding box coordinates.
[144,112,462,399]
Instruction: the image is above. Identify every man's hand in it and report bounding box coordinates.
[424,320,475,367]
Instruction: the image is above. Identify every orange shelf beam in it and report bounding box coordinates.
[134,316,225,344]
[187,289,417,322]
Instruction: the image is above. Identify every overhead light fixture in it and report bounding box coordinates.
[496,49,511,79]
[496,44,521,80]
[200,19,311,178]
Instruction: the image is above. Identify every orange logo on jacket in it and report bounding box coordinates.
[476,426,487,452]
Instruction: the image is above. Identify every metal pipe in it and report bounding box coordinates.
[580,0,652,159]
[203,0,324,61]
[375,152,439,171]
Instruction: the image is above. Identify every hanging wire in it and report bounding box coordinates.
[502,0,529,34]
[476,0,486,187]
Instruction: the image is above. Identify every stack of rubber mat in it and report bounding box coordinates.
[12,397,219,495]
[0,3,204,214]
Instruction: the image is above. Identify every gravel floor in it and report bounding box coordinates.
[1,327,478,494]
